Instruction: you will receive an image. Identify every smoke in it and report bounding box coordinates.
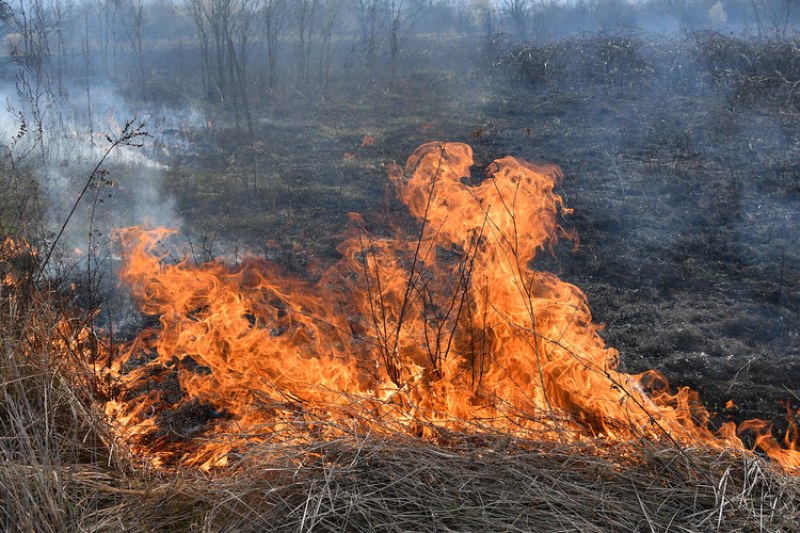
[0,0,793,353]
[0,78,182,280]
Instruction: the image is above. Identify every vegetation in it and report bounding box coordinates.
[0,0,799,530]
[0,251,799,531]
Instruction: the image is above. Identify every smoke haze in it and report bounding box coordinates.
[0,0,798,419]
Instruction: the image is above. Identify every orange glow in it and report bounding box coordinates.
[100,142,800,471]
[0,237,35,287]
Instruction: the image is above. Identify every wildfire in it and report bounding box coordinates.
[100,142,800,471]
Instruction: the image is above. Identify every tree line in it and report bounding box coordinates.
[0,0,797,137]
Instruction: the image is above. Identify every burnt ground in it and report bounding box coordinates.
[148,34,800,435]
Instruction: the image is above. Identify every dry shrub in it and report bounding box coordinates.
[510,30,800,109]
[693,31,800,110]
[508,32,659,92]
[691,31,753,87]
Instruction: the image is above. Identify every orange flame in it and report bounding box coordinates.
[102,142,800,471]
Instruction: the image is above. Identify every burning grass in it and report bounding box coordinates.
[1,26,800,531]
[1,230,800,531]
[94,142,800,476]
[0,238,120,531]
[1,138,799,530]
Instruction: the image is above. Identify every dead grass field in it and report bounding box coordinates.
[1,31,799,531]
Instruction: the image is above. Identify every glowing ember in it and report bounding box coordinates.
[101,142,800,470]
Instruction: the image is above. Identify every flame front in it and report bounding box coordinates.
[104,142,800,470]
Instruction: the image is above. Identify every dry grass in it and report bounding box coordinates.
[1,276,799,533]
[0,221,798,533]
[33,435,794,532]
[7,426,794,532]
[5,428,800,533]
[174,436,797,533]
[1,120,799,531]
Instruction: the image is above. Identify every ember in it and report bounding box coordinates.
[103,142,799,471]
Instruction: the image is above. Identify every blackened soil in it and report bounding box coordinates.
[160,39,800,433]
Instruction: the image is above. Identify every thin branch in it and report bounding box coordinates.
[38,120,148,276]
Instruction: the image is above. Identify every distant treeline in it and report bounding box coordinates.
[1,0,798,127]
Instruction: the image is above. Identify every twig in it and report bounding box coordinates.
[38,120,148,277]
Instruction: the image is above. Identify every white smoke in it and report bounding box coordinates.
[0,79,182,268]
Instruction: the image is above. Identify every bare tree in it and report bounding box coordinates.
[0,1,11,22]
[188,0,255,126]
[231,0,257,130]
[749,0,796,37]
[82,11,94,147]
[502,0,529,40]
[261,0,287,92]
[293,0,319,86]
[387,0,424,69]
[91,0,113,75]
[10,0,61,164]
[188,0,235,101]
[355,0,385,71]
[111,0,146,99]
[315,0,341,90]
[778,0,795,37]
[98,0,128,77]
[187,0,212,95]
[468,0,495,38]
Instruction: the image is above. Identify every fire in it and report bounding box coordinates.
[0,237,37,288]
[101,142,800,470]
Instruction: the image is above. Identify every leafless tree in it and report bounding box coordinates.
[0,1,11,22]
[260,0,287,91]
[91,0,113,75]
[468,0,495,38]
[188,0,255,127]
[315,0,341,90]
[502,0,529,40]
[9,0,65,164]
[749,0,796,37]
[355,0,385,71]
[387,0,424,69]
[293,0,318,85]
[110,0,146,98]
[81,11,94,146]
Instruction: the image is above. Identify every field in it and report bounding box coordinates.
[161,32,800,425]
[1,28,800,531]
